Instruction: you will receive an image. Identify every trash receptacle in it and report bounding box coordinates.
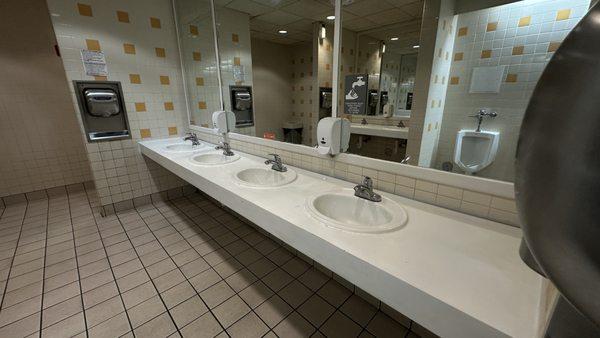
[283,121,303,144]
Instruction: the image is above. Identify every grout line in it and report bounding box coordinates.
[0,203,28,313]
[37,197,50,337]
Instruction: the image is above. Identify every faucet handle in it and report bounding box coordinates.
[267,153,281,162]
[361,176,373,188]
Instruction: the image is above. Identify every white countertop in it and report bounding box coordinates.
[350,123,409,139]
[139,138,544,338]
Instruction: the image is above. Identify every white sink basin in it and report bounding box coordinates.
[235,168,297,188]
[164,142,205,153]
[307,189,408,233]
[189,152,240,166]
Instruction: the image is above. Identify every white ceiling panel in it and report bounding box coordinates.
[256,10,302,25]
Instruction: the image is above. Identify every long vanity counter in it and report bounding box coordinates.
[139,138,545,338]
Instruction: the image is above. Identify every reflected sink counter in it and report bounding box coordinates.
[139,138,544,338]
[350,123,409,139]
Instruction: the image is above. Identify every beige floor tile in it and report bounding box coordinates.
[321,311,363,337]
[41,296,82,328]
[161,281,197,309]
[255,295,292,328]
[298,294,335,327]
[200,280,235,309]
[42,311,86,337]
[85,295,124,328]
[180,312,223,338]
[0,311,40,337]
[128,295,166,328]
[317,279,352,307]
[0,295,41,327]
[227,311,269,338]
[212,295,250,328]
[88,312,131,338]
[366,312,410,338]
[170,295,207,328]
[340,294,378,327]
[134,312,177,337]
[238,281,274,309]
[273,311,315,338]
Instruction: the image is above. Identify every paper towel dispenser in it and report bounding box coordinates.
[229,86,253,127]
[74,81,130,142]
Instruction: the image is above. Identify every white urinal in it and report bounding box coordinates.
[453,130,499,174]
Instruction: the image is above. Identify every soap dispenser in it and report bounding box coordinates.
[316,117,350,155]
[212,110,236,134]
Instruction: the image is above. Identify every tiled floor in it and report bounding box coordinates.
[0,184,428,337]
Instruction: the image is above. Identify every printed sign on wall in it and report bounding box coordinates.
[81,50,108,76]
[344,74,368,115]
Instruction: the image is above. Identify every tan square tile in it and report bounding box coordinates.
[227,312,269,337]
[77,3,93,17]
[160,75,170,85]
[123,43,136,54]
[195,77,204,86]
[161,281,196,309]
[193,52,201,61]
[238,281,273,309]
[548,41,561,52]
[155,47,166,58]
[200,281,234,309]
[213,295,250,328]
[180,312,222,337]
[0,295,41,327]
[321,311,362,337]
[556,9,571,21]
[140,129,151,139]
[189,25,199,35]
[85,295,123,327]
[232,33,239,42]
[273,312,314,337]
[135,102,146,112]
[518,16,531,27]
[162,102,173,111]
[224,269,257,293]
[87,312,130,337]
[450,76,459,85]
[506,73,518,83]
[261,268,293,292]
[278,280,311,309]
[42,296,82,328]
[134,312,176,337]
[486,22,498,32]
[453,52,463,61]
[512,45,524,55]
[481,50,492,58]
[128,296,165,328]
[255,295,291,328]
[150,17,161,29]
[170,295,207,328]
[116,10,129,23]
[317,279,351,307]
[129,74,141,84]
[298,295,334,327]
[339,294,377,326]
[41,311,84,338]
[457,26,468,37]
[234,57,241,66]
[366,312,409,337]
[86,39,101,51]
[198,101,207,110]
[122,281,157,309]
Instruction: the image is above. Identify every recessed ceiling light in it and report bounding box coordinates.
[390,37,399,41]
[413,45,420,48]
[278,30,288,34]
[326,15,335,20]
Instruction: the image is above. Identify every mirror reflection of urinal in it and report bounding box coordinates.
[453,130,500,174]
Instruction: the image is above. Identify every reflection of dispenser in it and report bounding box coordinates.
[74,81,130,142]
[229,86,253,127]
[212,111,236,134]
[367,90,379,115]
[379,91,389,114]
[316,117,350,156]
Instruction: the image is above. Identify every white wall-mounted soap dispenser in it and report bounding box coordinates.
[212,110,236,134]
[316,117,350,155]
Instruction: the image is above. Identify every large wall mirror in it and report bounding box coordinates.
[176,0,591,183]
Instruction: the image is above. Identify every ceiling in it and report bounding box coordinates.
[215,0,424,46]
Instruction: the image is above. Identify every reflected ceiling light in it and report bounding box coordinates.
[390,37,399,41]
[278,30,288,34]
[413,45,420,48]
[381,42,386,53]
[326,15,335,20]
[320,24,326,39]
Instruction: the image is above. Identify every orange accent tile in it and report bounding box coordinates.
[168,126,178,136]
[193,52,201,61]
[150,17,161,29]
[458,27,468,37]
[200,123,209,128]
[94,76,107,81]
[481,50,492,59]
[232,34,239,43]
[155,47,166,58]
[518,16,531,27]
[234,57,241,66]
[427,123,432,132]
[195,77,204,86]
[198,101,207,110]
[86,39,101,51]
[189,25,199,35]
[556,9,571,21]
[506,74,518,83]
[454,52,464,61]
[123,43,136,54]
[164,102,174,111]
[548,41,561,52]
[135,102,146,112]
[159,76,170,85]
[235,81,242,85]
[116,11,129,23]
[450,76,460,85]
[77,3,93,17]
[325,64,330,70]
[129,74,141,84]
[140,129,151,139]
[486,22,498,32]
[512,45,524,55]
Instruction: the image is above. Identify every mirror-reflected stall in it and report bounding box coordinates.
[338,1,423,163]
[209,0,336,146]
[174,0,222,128]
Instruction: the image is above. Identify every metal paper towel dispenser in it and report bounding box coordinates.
[74,81,130,142]
[229,86,253,127]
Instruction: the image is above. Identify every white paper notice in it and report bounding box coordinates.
[81,50,108,77]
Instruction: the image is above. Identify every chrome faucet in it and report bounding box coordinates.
[215,141,234,156]
[470,109,498,132]
[265,154,287,172]
[397,120,406,128]
[361,118,368,125]
[354,176,382,202]
[183,132,200,146]
[400,156,410,164]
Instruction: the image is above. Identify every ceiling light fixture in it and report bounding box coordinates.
[320,24,326,39]
[381,42,386,53]
[390,37,399,41]
[413,45,420,48]
[326,15,335,20]
[278,30,288,34]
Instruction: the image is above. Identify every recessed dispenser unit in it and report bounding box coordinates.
[229,86,253,127]
[73,81,130,142]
